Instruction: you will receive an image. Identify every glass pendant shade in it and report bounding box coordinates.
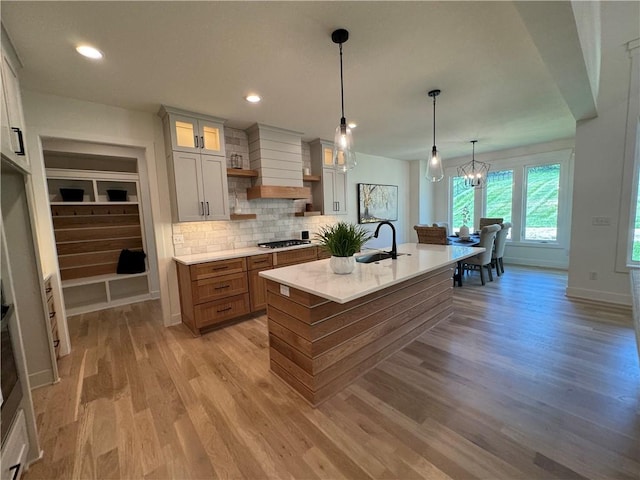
[426,146,444,182]
[331,29,356,172]
[426,89,444,182]
[333,120,356,172]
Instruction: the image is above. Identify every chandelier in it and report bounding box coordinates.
[457,140,490,188]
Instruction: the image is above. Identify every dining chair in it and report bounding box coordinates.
[414,225,448,245]
[479,217,504,230]
[462,224,500,285]
[492,222,512,276]
[432,222,449,237]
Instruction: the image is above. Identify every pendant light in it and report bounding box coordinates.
[426,89,444,182]
[458,140,490,188]
[331,28,356,172]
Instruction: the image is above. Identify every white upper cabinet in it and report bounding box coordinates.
[161,108,225,157]
[310,139,348,216]
[172,152,229,222]
[159,106,229,222]
[1,26,29,173]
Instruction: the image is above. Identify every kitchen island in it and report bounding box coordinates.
[260,242,483,405]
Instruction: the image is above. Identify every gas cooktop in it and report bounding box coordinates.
[257,239,311,249]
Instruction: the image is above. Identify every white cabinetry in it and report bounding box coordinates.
[310,139,348,216]
[1,26,28,173]
[0,410,29,480]
[159,106,229,222]
[172,152,229,221]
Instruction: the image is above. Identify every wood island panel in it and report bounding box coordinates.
[266,265,454,405]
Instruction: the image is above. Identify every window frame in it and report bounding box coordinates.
[445,149,572,248]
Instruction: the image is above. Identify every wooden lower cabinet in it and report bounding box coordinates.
[176,246,321,335]
[195,294,250,328]
[248,267,270,312]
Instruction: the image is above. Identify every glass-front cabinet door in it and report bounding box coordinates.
[167,113,225,157]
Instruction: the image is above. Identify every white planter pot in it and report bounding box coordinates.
[329,255,356,274]
[459,224,470,238]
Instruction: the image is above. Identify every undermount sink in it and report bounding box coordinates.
[356,252,407,264]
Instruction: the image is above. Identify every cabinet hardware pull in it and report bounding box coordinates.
[11,128,25,156]
[9,463,21,480]
[194,135,199,148]
[336,201,340,211]
[254,260,268,263]
[206,202,210,215]
[53,340,60,348]
[49,311,56,319]
[217,306,232,313]
[212,266,228,271]
[200,136,204,148]
[214,285,230,290]
[201,202,205,215]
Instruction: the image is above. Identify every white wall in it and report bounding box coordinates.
[567,11,639,306]
[345,152,412,249]
[22,91,176,326]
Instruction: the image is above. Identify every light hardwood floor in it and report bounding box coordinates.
[25,266,640,479]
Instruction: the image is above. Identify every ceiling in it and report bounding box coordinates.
[1,1,588,161]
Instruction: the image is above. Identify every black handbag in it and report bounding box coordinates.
[116,249,146,274]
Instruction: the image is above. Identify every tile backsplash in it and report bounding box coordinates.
[172,127,334,256]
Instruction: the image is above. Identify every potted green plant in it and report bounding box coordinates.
[459,205,471,239]
[315,221,372,274]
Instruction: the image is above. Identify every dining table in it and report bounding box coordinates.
[448,234,481,286]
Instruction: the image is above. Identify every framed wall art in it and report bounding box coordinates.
[357,183,398,224]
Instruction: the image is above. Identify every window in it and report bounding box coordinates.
[485,169,513,224]
[523,164,560,241]
[632,174,640,261]
[452,176,474,229]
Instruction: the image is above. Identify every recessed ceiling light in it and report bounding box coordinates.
[76,45,103,59]
[348,122,357,129]
[245,94,261,103]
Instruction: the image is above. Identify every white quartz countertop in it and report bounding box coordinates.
[173,243,317,265]
[259,243,484,304]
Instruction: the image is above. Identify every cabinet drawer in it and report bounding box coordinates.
[247,253,273,270]
[274,247,317,266]
[317,248,332,260]
[190,257,246,281]
[1,409,28,480]
[192,272,248,304]
[194,294,250,328]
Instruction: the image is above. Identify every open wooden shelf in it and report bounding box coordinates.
[295,211,322,217]
[230,213,257,221]
[227,168,258,178]
[303,175,321,182]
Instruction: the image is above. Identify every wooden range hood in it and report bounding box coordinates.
[246,123,310,200]
[246,185,310,200]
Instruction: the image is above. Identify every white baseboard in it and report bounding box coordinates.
[504,256,568,270]
[29,369,55,389]
[565,286,632,306]
[169,312,182,326]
